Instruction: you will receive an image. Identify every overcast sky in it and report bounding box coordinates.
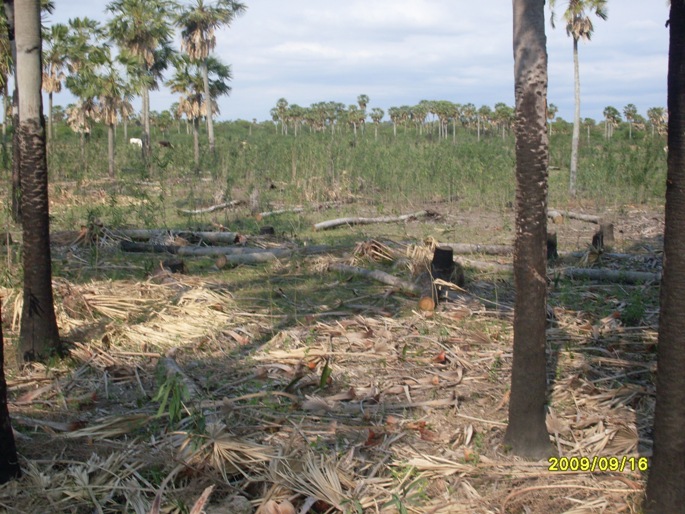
[47,1,670,123]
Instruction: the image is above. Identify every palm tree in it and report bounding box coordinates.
[623,103,638,140]
[274,97,288,134]
[107,0,177,162]
[477,104,492,141]
[176,0,246,154]
[645,3,685,511]
[647,106,667,137]
[64,19,107,167]
[168,54,231,170]
[42,23,68,141]
[505,0,551,460]
[97,56,133,177]
[14,0,61,363]
[370,107,384,140]
[550,0,607,197]
[602,105,620,139]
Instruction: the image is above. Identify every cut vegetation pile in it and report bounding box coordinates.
[1,204,662,513]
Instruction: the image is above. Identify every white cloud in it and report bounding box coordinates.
[46,0,669,123]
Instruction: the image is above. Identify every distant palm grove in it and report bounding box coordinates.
[0,0,669,213]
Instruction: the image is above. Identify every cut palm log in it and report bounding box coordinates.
[454,257,514,274]
[439,243,513,256]
[121,241,340,267]
[547,209,603,224]
[177,200,243,215]
[120,241,281,256]
[115,229,240,245]
[314,210,436,231]
[557,268,660,284]
[328,263,421,295]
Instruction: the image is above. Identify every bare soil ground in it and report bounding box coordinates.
[1,199,663,513]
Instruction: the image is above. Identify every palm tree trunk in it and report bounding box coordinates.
[123,118,128,142]
[505,0,551,460]
[15,0,61,363]
[569,36,581,197]
[47,90,53,141]
[0,300,20,483]
[4,2,20,222]
[645,2,685,511]
[192,117,200,172]
[201,59,215,155]
[142,85,150,165]
[108,123,115,178]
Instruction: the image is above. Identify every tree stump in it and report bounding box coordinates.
[418,246,465,309]
[547,231,558,261]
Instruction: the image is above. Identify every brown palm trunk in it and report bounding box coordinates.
[15,0,61,363]
[645,2,685,511]
[504,0,551,460]
[0,300,20,483]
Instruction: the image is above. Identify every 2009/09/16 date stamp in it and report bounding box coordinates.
[548,456,649,473]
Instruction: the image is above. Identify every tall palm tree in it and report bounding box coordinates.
[42,22,68,141]
[647,106,667,137]
[14,0,61,362]
[107,0,177,162]
[602,105,620,139]
[370,107,384,140]
[550,0,607,197]
[97,57,133,178]
[505,0,551,460]
[645,2,685,511]
[176,0,246,154]
[623,103,637,140]
[64,19,107,167]
[168,54,231,170]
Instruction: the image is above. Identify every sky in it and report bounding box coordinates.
[47,0,670,123]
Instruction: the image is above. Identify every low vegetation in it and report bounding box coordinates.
[0,121,667,512]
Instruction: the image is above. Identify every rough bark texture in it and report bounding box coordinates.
[15,0,61,363]
[504,0,552,460]
[0,301,20,483]
[645,2,685,510]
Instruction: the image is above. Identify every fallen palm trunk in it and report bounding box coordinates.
[120,241,345,264]
[328,263,421,295]
[314,210,434,231]
[120,240,275,256]
[115,229,240,244]
[177,200,243,215]
[547,209,603,224]
[257,207,305,218]
[556,267,661,284]
[440,243,513,255]
[454,257,514,274]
